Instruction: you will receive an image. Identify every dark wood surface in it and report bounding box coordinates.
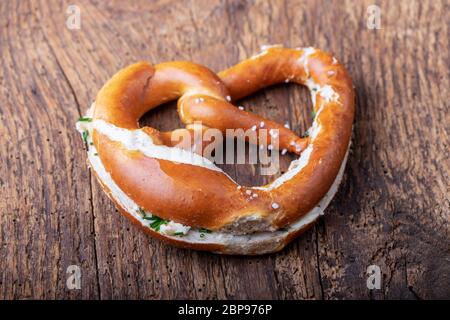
[1,0,449,299]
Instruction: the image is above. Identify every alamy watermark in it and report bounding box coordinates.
[366,265,381,290]
[66,5,81,30]
[66,265,81,290]
[167,123,283,176]
[366,5,382,30]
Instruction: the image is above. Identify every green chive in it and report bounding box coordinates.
[82,130,89,143]
[78,117,92,122]
[145,215,169,231]
[199,228,211,233]
[173,232,185,236]
[311,110,316,120]
[93,153,98,156]
[200,233,205,238]
[151,220,168,231]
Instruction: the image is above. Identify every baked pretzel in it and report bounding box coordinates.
[76,46,355,255]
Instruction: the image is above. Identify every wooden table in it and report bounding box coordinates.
[1,0,448,299]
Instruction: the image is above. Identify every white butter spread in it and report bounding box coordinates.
[255,144,314,191]
[250,44,283,60]
[250,50,269,60]
[159,221,191,235]
[93,120,222,172]
[298,47,316,77]
[317,85,340,103]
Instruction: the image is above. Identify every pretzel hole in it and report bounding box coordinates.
[139,83,313,186]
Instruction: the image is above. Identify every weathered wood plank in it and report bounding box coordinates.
[0,0,99,299]
[307,0,450,299]
[0,0,448,299]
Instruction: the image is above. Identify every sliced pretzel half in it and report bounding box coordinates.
[77,46,355,254]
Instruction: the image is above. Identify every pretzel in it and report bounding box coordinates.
[76,46,354,255]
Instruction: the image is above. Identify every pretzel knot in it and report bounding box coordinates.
[76,46,355,255]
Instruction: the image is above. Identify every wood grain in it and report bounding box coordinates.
[0,0,448,299]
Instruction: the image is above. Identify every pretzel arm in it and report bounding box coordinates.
[178,94,307,154]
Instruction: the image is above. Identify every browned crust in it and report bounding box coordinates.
[87,47,354,252]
